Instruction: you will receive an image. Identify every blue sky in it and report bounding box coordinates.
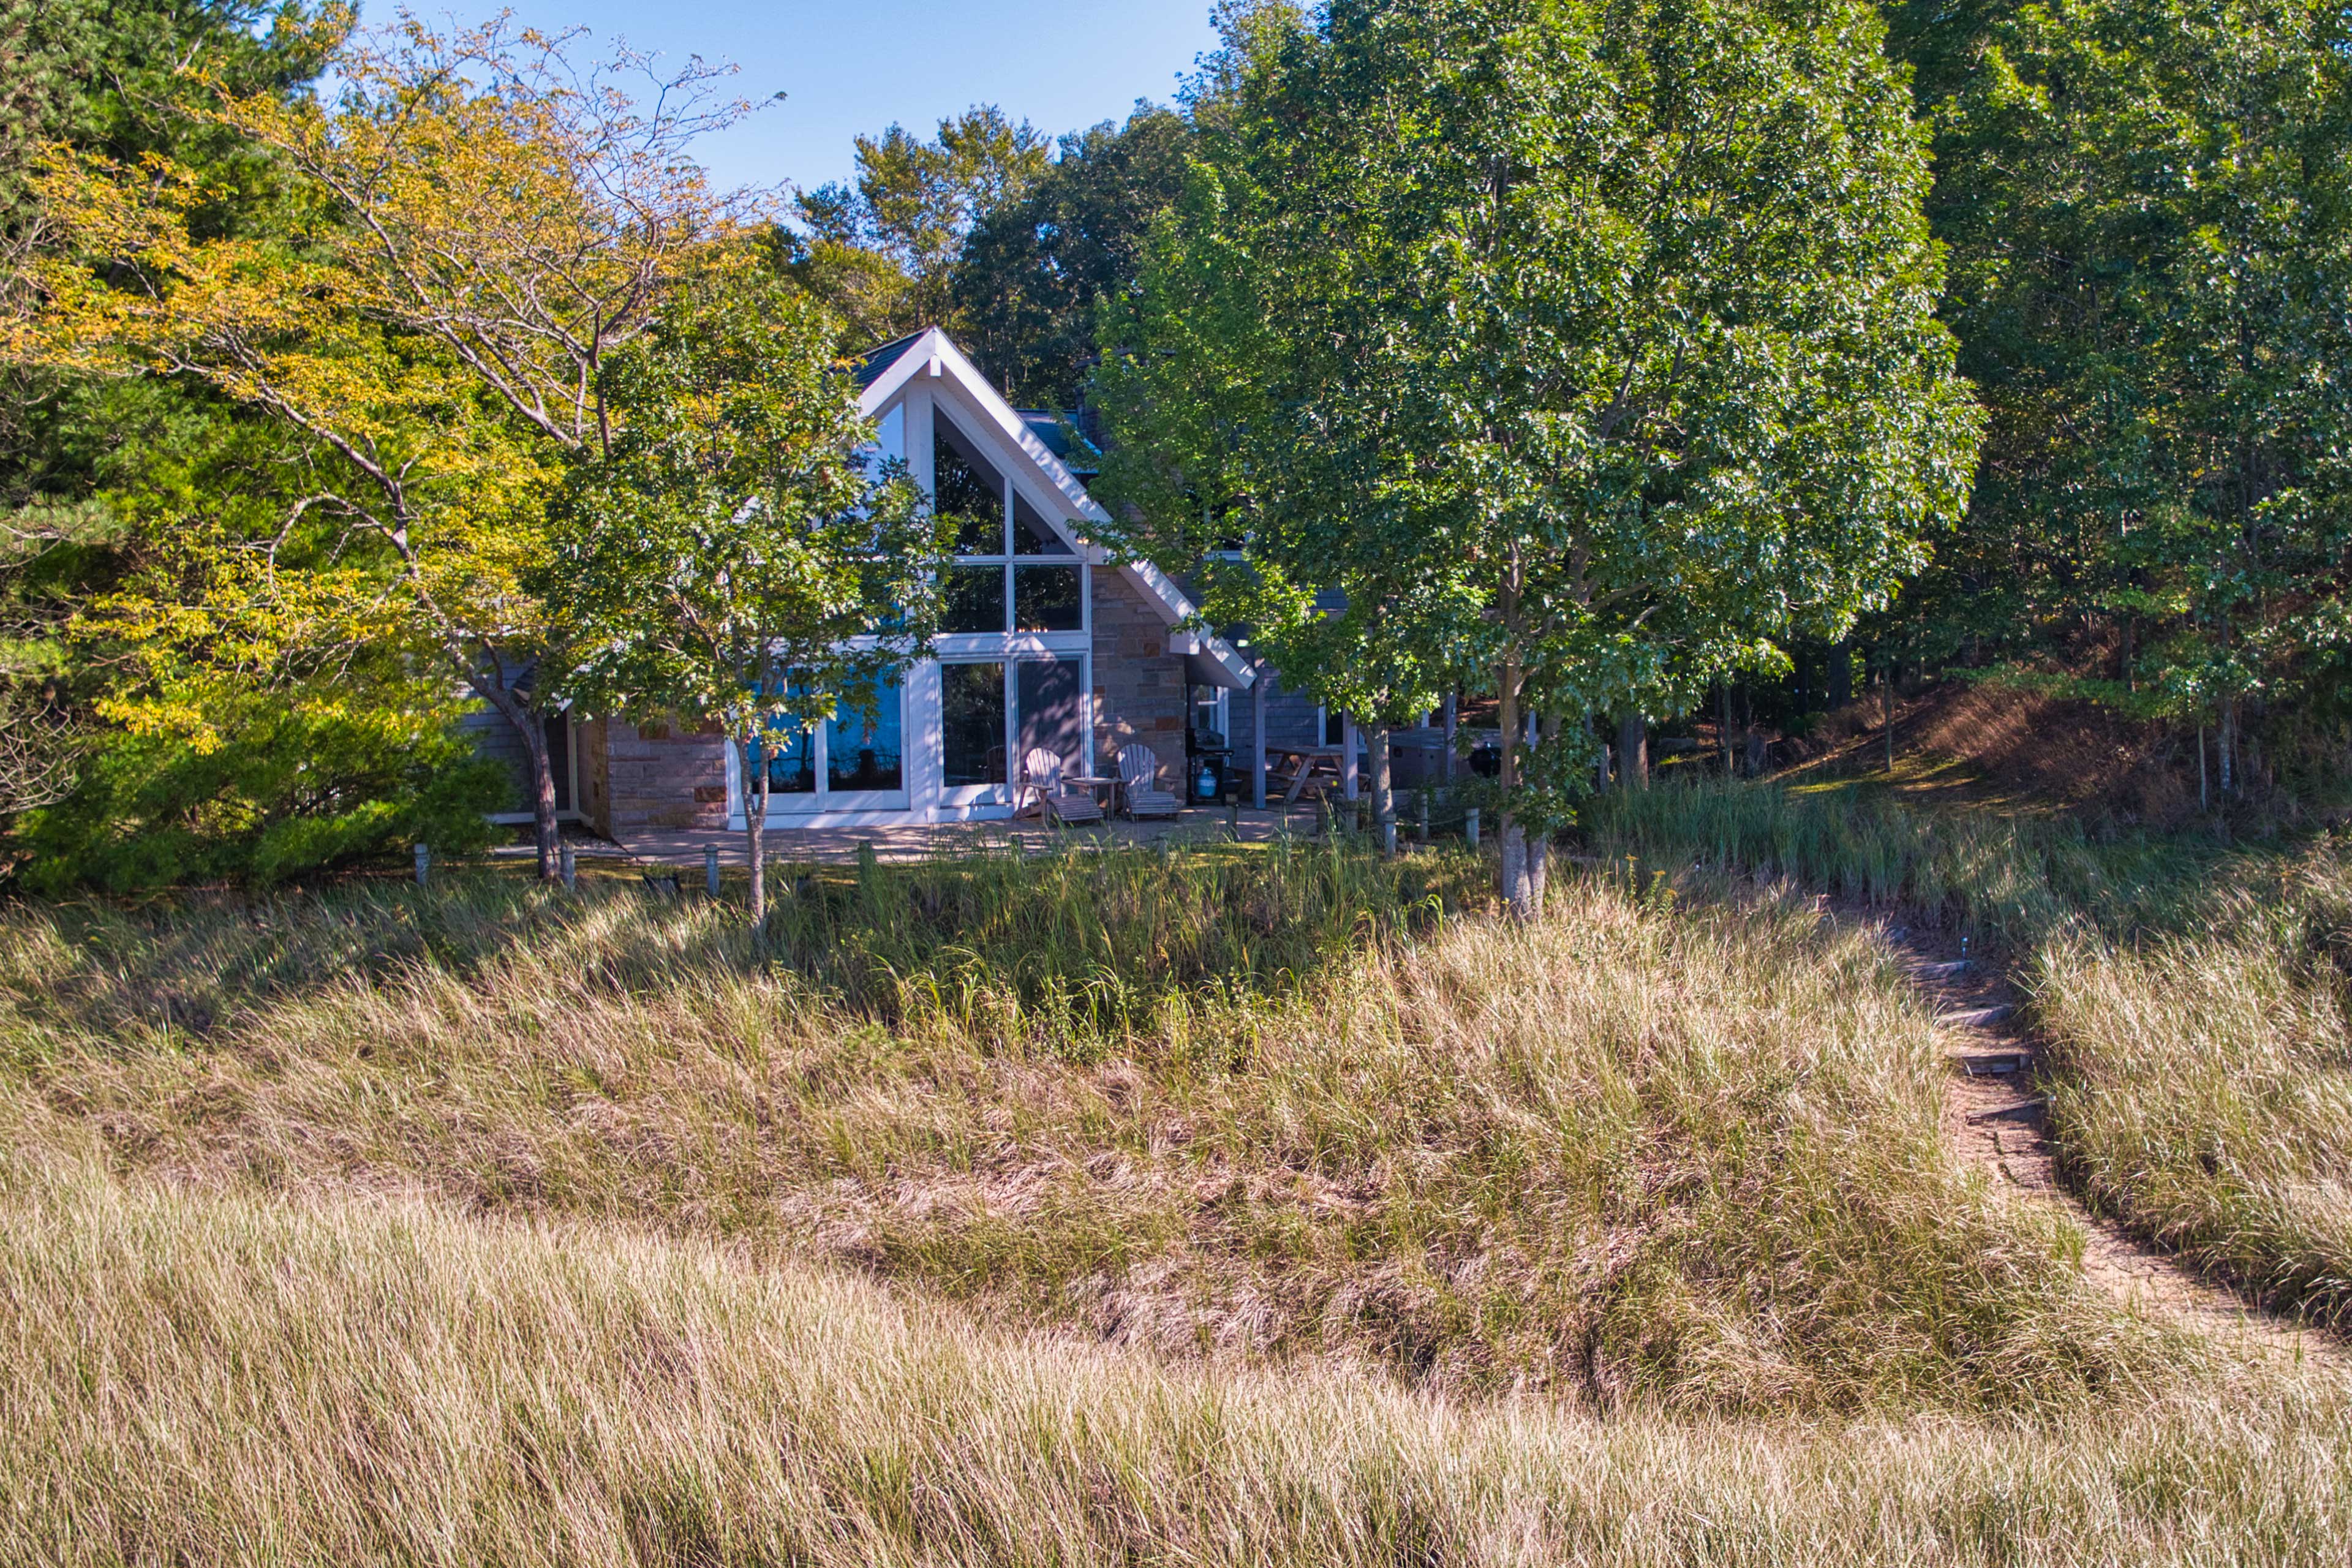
[402,2,1223,195]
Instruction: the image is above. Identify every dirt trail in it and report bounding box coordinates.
[1880,923,2347,1370]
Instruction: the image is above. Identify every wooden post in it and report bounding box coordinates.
[704,843,721,897]
[559,843,576,891]
[1884,656,1896,776]
[1341,717,1359,801]
[1251,662,1268,810]
[1441,692,1458,782]
[1418,790,1431,843]
[413,842,429,888]
[1464,807,1480,848]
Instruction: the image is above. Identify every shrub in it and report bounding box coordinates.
[7,694,504,893]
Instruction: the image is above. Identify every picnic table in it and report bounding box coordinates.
[1269,746,1351,805]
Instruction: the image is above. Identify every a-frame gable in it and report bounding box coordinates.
[858,328,1254,688]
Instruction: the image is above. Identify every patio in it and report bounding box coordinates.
[577,802,1343,869]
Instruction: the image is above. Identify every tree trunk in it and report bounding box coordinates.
[1251,663,1268,809]
[746,736,769,924]
[1498,660,1528,917]
[1371,723,1393,852]
[1828,643,1852,709]
[484,683,560,881]
[1883,658,1896,776]
[1718,685,1733,775]
[1441,692,1458,782]
[2220,697,2237,797]
[1615,710,1647,791]
[1526,712,1560,916]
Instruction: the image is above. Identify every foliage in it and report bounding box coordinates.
[1098,0,1980,906]
[1885,0,2352,786]
[548,263,943,918]
[948,105,1194,409]
[790,105,1050,341]
[7,10,765,877]
[9,682,501,892]
[1,2,331,832]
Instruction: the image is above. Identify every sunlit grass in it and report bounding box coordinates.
[1586,777,2352,1327]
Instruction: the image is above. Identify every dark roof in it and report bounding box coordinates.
[853,331,927,389]
[1016,407,1103,475]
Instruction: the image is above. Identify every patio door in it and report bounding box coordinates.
[937,655,1088,810]
[1017,658,1085,775]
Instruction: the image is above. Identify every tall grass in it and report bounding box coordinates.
[2035,859,2352,1325]
[1586,777,2352,1327]
[4,1131,2343,1568]
[0,846,2165,1412]
[1581,777,2238,949]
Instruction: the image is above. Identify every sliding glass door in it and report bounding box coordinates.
[938,655,1088,809]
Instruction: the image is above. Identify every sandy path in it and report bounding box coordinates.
[1877,922,2347,1370]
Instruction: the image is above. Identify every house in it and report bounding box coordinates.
[516,328,1261,837]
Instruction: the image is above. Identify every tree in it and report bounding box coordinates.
[9,10,764,878]
[1101,0,1977,910]
[792,106,1049,339]
[2,1,331,843]
[1911,0,2352,793]
[548,265,944,922]
[949,105,1193,409]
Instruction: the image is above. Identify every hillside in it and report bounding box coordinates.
[5,839,2350,1562]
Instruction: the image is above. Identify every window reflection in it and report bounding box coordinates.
[827,675,903,793]
[944,564,1008,633]
[1013,565,1083,632]
[941,662,1007,788]
[748,720,816,795]
[935,420,1006,555]
[1012,491,1073,556]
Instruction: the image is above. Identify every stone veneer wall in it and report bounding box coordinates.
[590,717,729,835]
[1090,571,1188,790]
[575,717,613,835]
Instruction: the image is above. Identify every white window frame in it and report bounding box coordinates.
[728,673,914,824]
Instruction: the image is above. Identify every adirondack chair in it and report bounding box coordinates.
[1022,748,1105,827]
[1114,743,1182,820]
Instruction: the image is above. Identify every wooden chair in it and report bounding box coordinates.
[1114,743,1182,819]
[1022,748,1105,827]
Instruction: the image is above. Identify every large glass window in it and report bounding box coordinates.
[941,662,1008,788]
[750,719,817,796]
[1013,565,1083,632]
[827,674,904,794]
[936,421,1006,555]
[1012,492,1073,556]
[944,564,1008,633]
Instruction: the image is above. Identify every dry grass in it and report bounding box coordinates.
[2,1126,2345,1568]
[0,846,2163,1412]
[1589,776,2352,1330]
[12,839,2348,1561]
[2035,864,2352,1325]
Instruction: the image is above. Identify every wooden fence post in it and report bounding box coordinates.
[413,843,429,888]
[704,843,720,897]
